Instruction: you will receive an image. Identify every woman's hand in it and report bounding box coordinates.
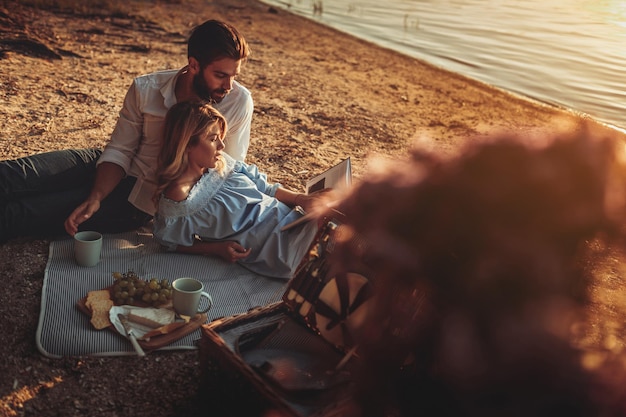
[294,189,335,212]
[212,241,251,263]
[276,187,336,212]
[178,240,251,263]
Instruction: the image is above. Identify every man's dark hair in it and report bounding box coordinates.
[188,20,250,68]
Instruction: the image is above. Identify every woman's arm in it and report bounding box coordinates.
[273,187,300,207]
[174,239,251,263]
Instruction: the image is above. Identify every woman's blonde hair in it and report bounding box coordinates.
[154,100,227,207]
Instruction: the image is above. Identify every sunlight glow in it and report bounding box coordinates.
[0,376,63,417]
[590,0,626,27]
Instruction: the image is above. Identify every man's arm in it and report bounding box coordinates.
[64,78,145,235]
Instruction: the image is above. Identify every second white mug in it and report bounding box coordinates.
[171,277,213,318]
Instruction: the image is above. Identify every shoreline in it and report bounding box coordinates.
[261,0,626,132]
[243,0,625,183]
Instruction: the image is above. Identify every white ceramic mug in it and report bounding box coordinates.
[74,231,103,267]
[172,277,213,317]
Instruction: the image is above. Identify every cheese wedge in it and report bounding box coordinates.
[127,308,175,328]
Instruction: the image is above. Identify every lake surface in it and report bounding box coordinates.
[261,0,626,131]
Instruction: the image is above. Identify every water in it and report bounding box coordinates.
[261,0,626,131]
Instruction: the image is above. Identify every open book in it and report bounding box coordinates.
[281,158,352,231]
[305,157,352,194]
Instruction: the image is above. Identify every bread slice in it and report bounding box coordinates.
[85,290,113,330]
[85,289,112,310]
[127,308,175,328]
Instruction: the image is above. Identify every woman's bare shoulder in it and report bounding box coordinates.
[164,182,193,202]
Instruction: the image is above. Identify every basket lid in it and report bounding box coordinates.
[283,216,374,352]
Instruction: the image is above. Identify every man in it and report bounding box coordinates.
[0,20,253,243]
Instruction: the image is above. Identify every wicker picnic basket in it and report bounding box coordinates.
[199,215,376,417]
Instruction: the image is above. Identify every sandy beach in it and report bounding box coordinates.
[1,0,625,415]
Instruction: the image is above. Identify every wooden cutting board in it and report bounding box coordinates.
[76,292,207,351]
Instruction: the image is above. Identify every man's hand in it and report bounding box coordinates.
[64,162,125,236]
[64,199,101,236]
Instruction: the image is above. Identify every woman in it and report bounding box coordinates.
[152,100,325,279]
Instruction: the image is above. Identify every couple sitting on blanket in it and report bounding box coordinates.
[152,100,330,279]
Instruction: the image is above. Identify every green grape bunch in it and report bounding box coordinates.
[111,270,172,307]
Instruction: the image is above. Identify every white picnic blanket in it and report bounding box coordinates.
[36,231,287,357]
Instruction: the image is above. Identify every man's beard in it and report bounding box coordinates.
[193,73,226,104]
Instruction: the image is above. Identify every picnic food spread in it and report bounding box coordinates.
[78,270,207,351]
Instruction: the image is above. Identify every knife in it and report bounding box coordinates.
[117,313,146,357]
